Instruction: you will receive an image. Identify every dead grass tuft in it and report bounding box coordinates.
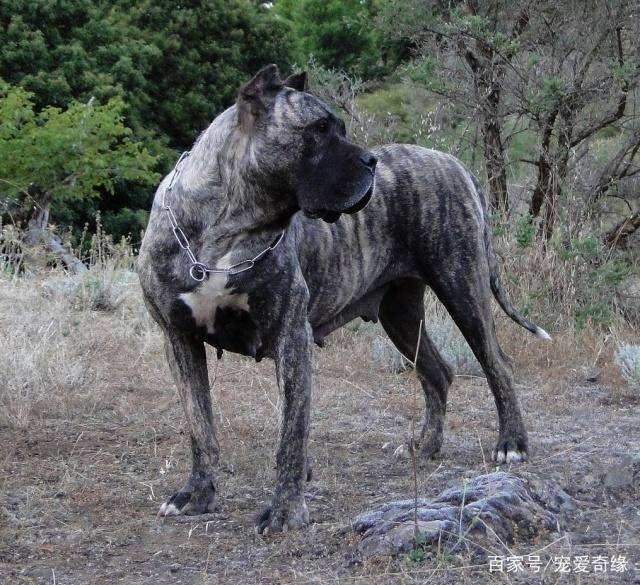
[0,268,161,429]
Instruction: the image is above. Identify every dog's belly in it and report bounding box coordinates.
[310,285,391,345]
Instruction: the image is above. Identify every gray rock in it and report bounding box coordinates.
[602,456,640,489]
[345,472,570,557]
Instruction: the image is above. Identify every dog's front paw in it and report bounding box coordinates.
[492,432,528,464]
[255,497,309,535]
[158,474,216,517]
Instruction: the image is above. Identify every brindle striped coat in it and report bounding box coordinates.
[137,65,549,534]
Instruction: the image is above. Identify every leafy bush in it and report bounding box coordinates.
[275,0,384,79]
[0,221,23,276]
[41,215,137,311]
[515,214,536,249]
[371,335,412,373]
[0,81,159,224]
[370,297,482,377]
[0,0,294,149]
[423,306,483,377]
[499,227,637,332]
[42,268,137,312]
[0,0,296,239]
[101,207,149,244]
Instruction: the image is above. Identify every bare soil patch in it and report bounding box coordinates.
[0,282,638,584]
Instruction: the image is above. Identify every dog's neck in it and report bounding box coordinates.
[171,107,296,247]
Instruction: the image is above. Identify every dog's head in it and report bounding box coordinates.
[236,65,376,223]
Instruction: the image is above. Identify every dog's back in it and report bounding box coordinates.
[298,144,547,340]
[297,144,485,316]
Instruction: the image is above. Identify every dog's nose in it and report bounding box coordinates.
[360,152,377,171]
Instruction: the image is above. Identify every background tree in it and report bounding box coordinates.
[379,0,531,214]
[0,0,295,239]
[124,0,294,148]
[511,0,640,238]
[0,0,294,148]
[0,82,158,238]
[379,0,640,239]
[274,0,390,80]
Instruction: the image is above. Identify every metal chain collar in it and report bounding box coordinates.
[161,151,285,282]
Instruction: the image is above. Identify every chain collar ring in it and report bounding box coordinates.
[161,151,285,282]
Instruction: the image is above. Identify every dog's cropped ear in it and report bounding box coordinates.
[237,64,283,129]
[283,71,308,92]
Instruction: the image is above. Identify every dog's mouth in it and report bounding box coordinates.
[303,176,375,224]
[344,179,374,214]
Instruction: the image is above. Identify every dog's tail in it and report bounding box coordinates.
[472,175,552,341]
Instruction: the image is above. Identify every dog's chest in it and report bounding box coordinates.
[179,274,248,333]
[177,274,262,357]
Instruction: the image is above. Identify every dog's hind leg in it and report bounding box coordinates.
[158,329,219,516]
[379,279,454,459]
[427,262,528,464]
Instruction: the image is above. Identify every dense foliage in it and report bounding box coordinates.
[275,0,386,79]
[0,0,294,147]
[0,0,294,239]
[0,82,158,230]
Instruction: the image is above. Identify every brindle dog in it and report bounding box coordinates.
[137,65,550,533]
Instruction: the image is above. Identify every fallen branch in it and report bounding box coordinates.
[603,211,640,248]
[24,223,87,274]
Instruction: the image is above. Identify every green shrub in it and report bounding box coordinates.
[515,214,536,249]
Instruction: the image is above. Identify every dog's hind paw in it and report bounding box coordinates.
[255,497,309,535]
[492,436,528,464]
[157,475,217,517]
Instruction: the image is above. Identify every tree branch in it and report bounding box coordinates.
[570,27,637,148]
[589,129,640,204]
[603,211,640,248]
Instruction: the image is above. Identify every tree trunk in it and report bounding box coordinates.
[529,110,558,218]
[463,42,510,215]
[482,116,509,214]
[531,109,573,240]
[28,229,89,274]
[542,123,572,239]
[30,201,50,231]
[23,195,87,274]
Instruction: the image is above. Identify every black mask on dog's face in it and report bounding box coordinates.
[236,65,376,223]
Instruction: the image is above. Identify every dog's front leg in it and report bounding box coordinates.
[256,321,312,534]
[158,329,219,516]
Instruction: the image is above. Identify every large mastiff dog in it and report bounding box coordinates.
[138,65,550,533]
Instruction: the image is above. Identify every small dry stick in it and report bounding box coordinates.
[411,320,423,542]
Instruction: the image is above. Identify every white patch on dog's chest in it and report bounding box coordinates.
[179,271,249,335]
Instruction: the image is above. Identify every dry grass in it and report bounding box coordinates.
[496,233,637,333]
[0,269,160,429]
[0,237,638,583]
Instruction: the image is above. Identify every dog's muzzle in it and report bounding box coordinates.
[304,174,375,224]
[344,177,375,214]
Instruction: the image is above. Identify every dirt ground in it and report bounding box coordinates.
[1,307,639,584]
